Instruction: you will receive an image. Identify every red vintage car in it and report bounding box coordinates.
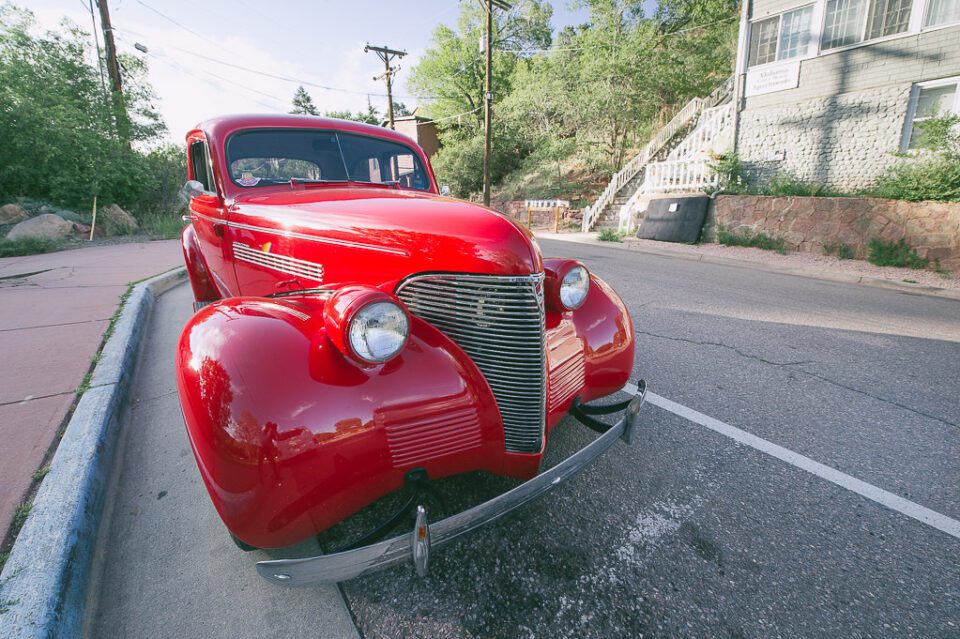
[176,113,646,585]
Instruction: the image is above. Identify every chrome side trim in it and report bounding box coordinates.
[233,242,324,282]
[192,212,410,256]
[256,387,647,586]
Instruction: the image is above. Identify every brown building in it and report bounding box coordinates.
[389,112,440,159]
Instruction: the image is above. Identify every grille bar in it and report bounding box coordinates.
[397,273,546,453]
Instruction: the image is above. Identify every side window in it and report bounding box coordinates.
[902,80,960,151]
[189,140,213,192]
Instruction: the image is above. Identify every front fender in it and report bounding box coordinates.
[543,263,634,431]
[175,295,508,548]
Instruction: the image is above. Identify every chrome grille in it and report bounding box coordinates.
[396,273,546,453]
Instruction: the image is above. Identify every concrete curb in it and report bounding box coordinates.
[536,232,960,302]
[0,267,187,639]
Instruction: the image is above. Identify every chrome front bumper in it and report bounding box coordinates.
[256,382,647,586]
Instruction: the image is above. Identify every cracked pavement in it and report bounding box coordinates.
[338,238,960,638]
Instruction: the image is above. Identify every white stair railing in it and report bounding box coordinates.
[618,106,734,231]
[581,97,704,231]
[665,103,734,162]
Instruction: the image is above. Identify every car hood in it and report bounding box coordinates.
[228,187,542,285]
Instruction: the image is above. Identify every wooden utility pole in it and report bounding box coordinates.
[97,0,122,96]
[364,44,407,129]
[96,0,128,140]
[480,0,509,207]
[483,0,493,207]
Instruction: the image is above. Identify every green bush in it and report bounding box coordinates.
[868,114,960,202]
[867,238,929,269]
[598,228,626,242]
[869,153,960,202]
[765,172,843,197]
[716,224,787,254]
[707,151,748,193]
[823,242,854,260]
[0,236,61,257]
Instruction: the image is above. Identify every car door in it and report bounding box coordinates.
[187,136,239,297]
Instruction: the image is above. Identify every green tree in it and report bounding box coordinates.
[0,6,177,219]
[290,85,319,115]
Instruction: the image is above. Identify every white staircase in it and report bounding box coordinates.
[581,75,735,233]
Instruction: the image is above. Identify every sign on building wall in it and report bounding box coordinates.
[745,61,801,97]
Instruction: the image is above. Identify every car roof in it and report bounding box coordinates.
[193,113,419,148]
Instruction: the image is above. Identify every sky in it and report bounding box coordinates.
[27,0,592,143]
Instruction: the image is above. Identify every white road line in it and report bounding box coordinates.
[623,383,960,541]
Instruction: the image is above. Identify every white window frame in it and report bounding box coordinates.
[899,75,960,152]
[747,4,818,69]
[922,0,960,27]
[741,0,960,74]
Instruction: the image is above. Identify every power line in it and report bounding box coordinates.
[114,33,286,111]
[418,105,482,125]
[113,26,432,101]
[134,0,240,56]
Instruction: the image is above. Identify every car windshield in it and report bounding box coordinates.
[225,128,431,191]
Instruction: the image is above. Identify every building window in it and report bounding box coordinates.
[748,6,815,67]
[779,7,815,58]
[902,80,960,150]
[749,16,779,65]
[822,0,869,48]
[822,0,914,49]
[924,0,960,25]
[867,0,914,37]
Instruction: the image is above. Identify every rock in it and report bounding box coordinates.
[71,222,103,238]
[0,203,28,225]
[99,203,139,235]
[6,213,74,241]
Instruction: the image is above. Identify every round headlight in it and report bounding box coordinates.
[348,301,409,363]
[560,265,590,310]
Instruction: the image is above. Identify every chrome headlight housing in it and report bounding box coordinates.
[559,265,590,310]
[348,300,410,363]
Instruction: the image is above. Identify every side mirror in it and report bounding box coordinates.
[440,185,451,197]
[181,180,207,201]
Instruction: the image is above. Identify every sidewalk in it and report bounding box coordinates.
[0,241,182,538]
[535,231,960,301]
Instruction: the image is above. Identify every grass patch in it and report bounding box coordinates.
[903,278,918,284]
[716,225,788,254]
[138,208,187,239]
[11,502,31,530]
[764,173,845,198]
[0,237,61,258]
[598,228,626,242]
[31,466,50,482]
[867,238,929,269]
[823,242,855,260]
[0,551,7,575]
[0,595,17,615]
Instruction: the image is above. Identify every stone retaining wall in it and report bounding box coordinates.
[706,195,960,271]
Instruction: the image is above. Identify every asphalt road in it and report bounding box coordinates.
[87,239,960,638]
